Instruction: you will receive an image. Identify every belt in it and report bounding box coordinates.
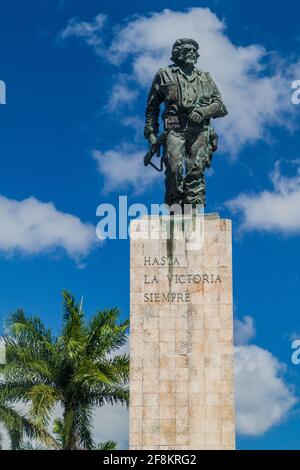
[164,114,210,131]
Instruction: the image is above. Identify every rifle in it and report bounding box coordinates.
[143,134,164,172]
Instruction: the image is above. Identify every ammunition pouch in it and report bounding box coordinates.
[209,126,218,152]
[164,115,181,131]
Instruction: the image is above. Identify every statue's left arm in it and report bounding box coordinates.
[200,73,228,119]
[190,73,228,124]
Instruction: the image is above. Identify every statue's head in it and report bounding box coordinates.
[171,38,199,66]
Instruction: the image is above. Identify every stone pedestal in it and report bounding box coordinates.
[129,214,235,450]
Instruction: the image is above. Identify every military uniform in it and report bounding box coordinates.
[144,65,228,207]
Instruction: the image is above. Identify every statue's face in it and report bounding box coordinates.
[178,44,198,66]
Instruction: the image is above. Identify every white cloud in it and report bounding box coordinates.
[0,338,5,364]
[92,144,160,194]
[61,8,299,155]
[235,345,297,436]
[234,315,256,346]
[107,83,139,112]
[0,195,96,259]
[227,162,300,234]
[122,116,145,142]
[93,404,128,449]
[60,13,107,54]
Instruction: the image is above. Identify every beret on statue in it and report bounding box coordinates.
[172,38,199,49]
[171,38,200,63]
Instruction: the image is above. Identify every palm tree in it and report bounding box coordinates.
[0,290,129,450]
[0,400,57,449]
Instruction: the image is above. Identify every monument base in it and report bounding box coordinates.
[129,214,235,450]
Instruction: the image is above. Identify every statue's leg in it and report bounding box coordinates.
[163,130,186,207]
[183,131,210,207]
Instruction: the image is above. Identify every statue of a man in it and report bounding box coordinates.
[144,38,228,208]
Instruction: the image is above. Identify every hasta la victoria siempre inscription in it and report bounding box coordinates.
[144,256,181,266]
[143,256,222,303]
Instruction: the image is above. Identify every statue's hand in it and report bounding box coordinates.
[148,133,160,156]
[188,108,204,125]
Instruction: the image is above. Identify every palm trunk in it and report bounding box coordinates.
[63,404,75,450]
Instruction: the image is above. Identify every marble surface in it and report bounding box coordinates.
[129,215,235,450]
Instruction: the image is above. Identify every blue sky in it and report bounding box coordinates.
[1,0,300,450]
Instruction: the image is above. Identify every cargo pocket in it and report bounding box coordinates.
[163,82,178,103]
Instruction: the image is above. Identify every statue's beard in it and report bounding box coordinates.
[178,57,197,67]
[177,53,197,66]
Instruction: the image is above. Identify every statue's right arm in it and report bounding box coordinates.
[144,73,164,140]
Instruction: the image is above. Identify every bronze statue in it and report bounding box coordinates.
[144,38,228,208]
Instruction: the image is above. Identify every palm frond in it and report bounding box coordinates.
[28,384,62,425]
[98,354,130,383]
[81,385,129,408]
[98,440,117,450]
[0,402,59,450]
[71,360,113,389]
[73,405,94,450]
[5,310,53,346]
[86,309,129,357]
[0,382,35,404]
[61,291,86,362]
